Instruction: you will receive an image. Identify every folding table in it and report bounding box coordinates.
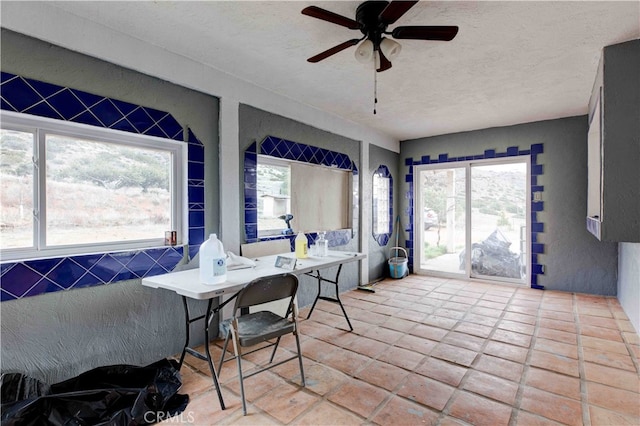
[141,250,365,410]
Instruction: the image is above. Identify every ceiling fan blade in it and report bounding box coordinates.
[392,26,459,41]
[378,1,419,25]
[377,50,393,72]
[307,39,361,63]
[301,6,361,30]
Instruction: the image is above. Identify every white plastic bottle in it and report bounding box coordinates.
[295,232,308,259]
[199,234,227,285]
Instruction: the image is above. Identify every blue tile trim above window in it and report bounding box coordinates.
[260,136,354,171]
[1,74,186,141]
[0,72,205,300]
[404,144,545,289]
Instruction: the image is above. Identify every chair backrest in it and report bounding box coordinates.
[234,273,298,313]
[241,239,291,259]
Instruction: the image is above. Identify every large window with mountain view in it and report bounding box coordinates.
[1,112,185,261]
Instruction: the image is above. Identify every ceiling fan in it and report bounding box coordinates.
[301,0,459,72]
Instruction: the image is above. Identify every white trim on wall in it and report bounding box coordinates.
[219,98,241,254]
[360,140,370,285]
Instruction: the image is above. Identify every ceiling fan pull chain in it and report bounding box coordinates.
[373,62,378,115]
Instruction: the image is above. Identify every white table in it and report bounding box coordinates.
[142,251,364,299]
[142,250,365,410]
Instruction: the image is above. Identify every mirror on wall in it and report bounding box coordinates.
[372,165,393,246]
[244,136,359,245]
[256,155,351,237]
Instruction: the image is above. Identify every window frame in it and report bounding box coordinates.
[0,111,187,262]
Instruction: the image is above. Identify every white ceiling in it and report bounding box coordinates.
[8,1,640,141]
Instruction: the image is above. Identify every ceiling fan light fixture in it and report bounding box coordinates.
[354,39,374,63]
[302,1,459,113]
[380,37,402,60]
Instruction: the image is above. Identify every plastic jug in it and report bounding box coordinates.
[199,233,227,285]
[295,232,308,259]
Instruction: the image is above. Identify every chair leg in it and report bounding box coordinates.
[269,336,281,364]
[230,323,248,415]
[293,327,305,386]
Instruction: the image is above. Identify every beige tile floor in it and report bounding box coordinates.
[162,275,640,425]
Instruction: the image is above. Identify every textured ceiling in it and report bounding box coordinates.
[23,1,640,140]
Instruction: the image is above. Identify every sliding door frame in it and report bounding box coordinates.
[414,156,531,285]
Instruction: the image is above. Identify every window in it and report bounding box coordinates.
[372,166,392,236]
[0,112,185,261]
[257,157,291,236]
[257,155,351,236]
[373,176,390,234]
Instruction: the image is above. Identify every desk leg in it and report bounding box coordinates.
[178,296,190,368]
[178,296,226,410]
[305,265,353,331]
[203,299,226,410]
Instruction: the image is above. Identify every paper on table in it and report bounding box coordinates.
[226,251,256,270]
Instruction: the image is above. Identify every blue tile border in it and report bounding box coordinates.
[261,136,354,170]
[244,136,357,248]
[0,73,206,300]
[404,144,545,289]
[1,247,184,301]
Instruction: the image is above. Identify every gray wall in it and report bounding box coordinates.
[600,40,640,242]
[1,30,220,383]
[400,116,619,295]
[608,40,640,332]
[368,144,401,281]
[238,104,361,308]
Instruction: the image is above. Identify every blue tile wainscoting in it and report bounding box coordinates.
[0,72,207,301]
[244,136,358,249]
[404,144,545,290]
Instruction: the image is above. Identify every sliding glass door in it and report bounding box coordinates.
[415,158,529,284]
[415,166,467,275]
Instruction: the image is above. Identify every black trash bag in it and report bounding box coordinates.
[1,373,50,404]
[459,229,523,279]
[1,358,189,426]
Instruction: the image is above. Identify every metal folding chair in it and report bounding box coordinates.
[218,273,305,415]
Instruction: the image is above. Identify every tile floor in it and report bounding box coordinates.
[163,275,640,425]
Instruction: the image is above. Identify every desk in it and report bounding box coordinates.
[142,250,365,410]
